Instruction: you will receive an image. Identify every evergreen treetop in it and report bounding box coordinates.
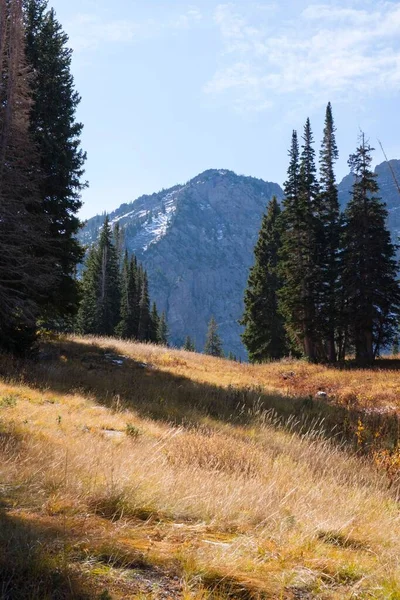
[241,196,287,362]
[204,317,224,357]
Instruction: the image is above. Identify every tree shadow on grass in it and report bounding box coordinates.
[2,338,399,454]
[0,494,96,600]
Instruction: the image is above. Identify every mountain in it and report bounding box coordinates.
[81,160,400,358]
[80,169,284,358]
[338,159,400,243]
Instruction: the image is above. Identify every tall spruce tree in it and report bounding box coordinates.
[97,218,121,335]
[341,135,400,364]
[158,312,169,346]
[149,302,160,343]
[76,246,100,335]
[138,272,151,341]
[0,0,54,354]
[204,317,224,357]
[23,0,86,321]
[279,122,320,361]
[241,196,287,362]
[317,102,340,362]
[76,217,120,336]
[117,250,138,339]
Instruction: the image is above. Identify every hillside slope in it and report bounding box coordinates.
[1,337,400,598]
[80,170,284,358]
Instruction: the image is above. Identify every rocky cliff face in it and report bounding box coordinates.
[80,170,284,358]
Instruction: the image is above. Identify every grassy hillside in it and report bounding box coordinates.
[1,336,400,599]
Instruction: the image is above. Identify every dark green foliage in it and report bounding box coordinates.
[0,0,55,355]
[138,272,151,341]
[183,336,196,352]
[316,102,340,362]
[241,197,287,362]
[76,218,120,335]
[116,251,139,339]
[341,136,400,364]
[76,247,100,334]
[149,302,160,343]
[204,317,224,357]
[24,0,86,321]
[158,312,169,346]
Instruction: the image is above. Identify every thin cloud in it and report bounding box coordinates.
[205,1,400,112]
[67,7,203,53]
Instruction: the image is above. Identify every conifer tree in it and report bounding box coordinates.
[341,135,400,364]
[97,218,121,335]
[158,312,169,346]
[116,250,137,339]
[76,217,120,336]
[183,336,195,352]
[138,272,151,341]
[279,123,319,361]
[204,317,224,357]
[76,247,100,334]
[149,302,160,343]
[23,0,86,320]
[317,102,340,362]
[241,197,287,362]
[0,0,53,353]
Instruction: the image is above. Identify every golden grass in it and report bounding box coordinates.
[1,336,400,598]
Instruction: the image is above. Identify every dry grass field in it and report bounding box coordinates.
[1,335,400,598]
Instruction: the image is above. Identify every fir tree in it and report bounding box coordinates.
[138,272,151,341]
[0,0,54,354]
[341,135,400,364]
[317,102,340,362]
[183,336,195,352]
[279,123,319,361]
[204,317,224,357]
[116,250,138,339]
[158,312,169,346]
[149,302,160,343]
[24,0,86,321]
[241,197,287,362]
[76,217,120,335]
[76,247,100,334]
[97,218,121,335]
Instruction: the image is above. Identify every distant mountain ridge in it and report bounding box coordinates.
[80,161,400,358]
[80,169,284,358]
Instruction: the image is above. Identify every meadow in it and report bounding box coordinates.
[1,336,400,598]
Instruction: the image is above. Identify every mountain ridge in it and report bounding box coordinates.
[80,160,400,357]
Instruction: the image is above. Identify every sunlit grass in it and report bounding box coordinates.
[0,336,400,598]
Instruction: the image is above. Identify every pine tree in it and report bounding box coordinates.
[341,135,400,364]
[158,312,169,346]
[183,336,195,352]
[317,102,340,362]
[23,0,86,321]
[76,247,100,334]
[116,250,138,339]
[138,272,151,341]
[149,302,160,343]
[76,217,120,335]
[97,218,121,335]
[0,0,54,354]
[204,317,224,357]
[241,196,287,362]
[279,123,319,361]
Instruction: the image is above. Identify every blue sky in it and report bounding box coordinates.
[50,0,400,218]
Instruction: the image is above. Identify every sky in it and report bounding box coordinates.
[49,0,400,219]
